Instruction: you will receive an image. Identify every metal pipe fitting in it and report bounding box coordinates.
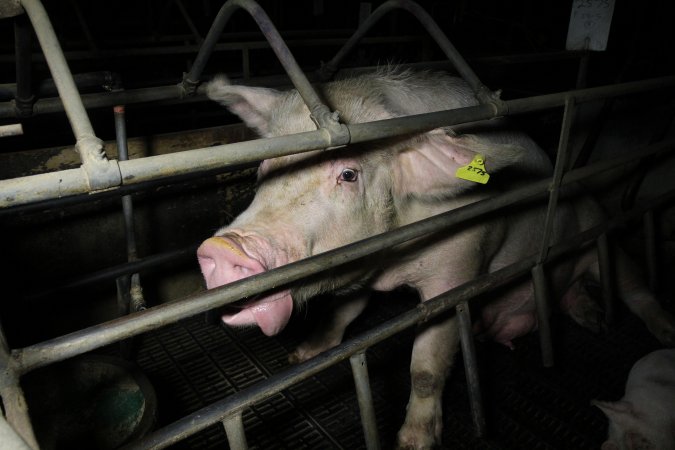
[19,0,122,191]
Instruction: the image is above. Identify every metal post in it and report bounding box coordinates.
[643,209,659,294]
[349,351,380,450]
[222,412,248,450]
[18,0,121,191]
[0,323,39,449]
[597,233,614,325]
[532,264,554,368]
[456,302,485,437]
[13,14,34,117]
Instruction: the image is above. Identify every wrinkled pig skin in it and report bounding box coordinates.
[197,68,675,449]
[594,349,675,450]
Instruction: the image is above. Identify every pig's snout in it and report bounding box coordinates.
[197,236,265,289]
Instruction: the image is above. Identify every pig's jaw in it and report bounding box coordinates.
[221,290,294,336]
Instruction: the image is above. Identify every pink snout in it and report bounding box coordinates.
[197,236,293,336]
[197,236,265,289]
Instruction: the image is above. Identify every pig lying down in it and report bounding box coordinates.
[197,68,675,449]
[593,349,675,450]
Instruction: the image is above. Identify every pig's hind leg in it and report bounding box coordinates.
[562,247,675,346]
[288,291,369,364]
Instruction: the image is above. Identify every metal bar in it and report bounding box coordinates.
[643,209,659,293]
[349,352,381,450]
[456,301,485,437]
[182,0,347,139]
[0,323,38,450]
[531,97,576,368]
[318,0,495,103]
[222,412,248,450]
[0,414,33,450]
[597,232,614,325]
[26,244,198,301]
[0,123,23,137]
[537,97,576,263]
[531,264,554,367]
[12,147,675,375]
[13,14,34,117]
[2,76,674,209]
[18,0,121,191]
[0,71,117,101]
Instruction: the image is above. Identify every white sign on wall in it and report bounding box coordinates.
[566,0,616,51]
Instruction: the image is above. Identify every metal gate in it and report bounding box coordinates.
[1,1,674,449]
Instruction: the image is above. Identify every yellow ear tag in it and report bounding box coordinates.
[455,154,490,184]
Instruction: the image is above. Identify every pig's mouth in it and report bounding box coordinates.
[220,291,294,336]
[198,235,294,336]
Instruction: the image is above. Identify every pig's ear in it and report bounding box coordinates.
[592,399,634,425]
[206,75,283,136]
[393,131,527,198]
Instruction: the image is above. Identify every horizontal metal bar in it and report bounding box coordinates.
[2,76,674,209]
[26,244,198,300]
[0,53,584,119]
[11,137,675,374]
[121,187,675,450]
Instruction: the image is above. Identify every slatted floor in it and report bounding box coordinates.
[127,287,666,450]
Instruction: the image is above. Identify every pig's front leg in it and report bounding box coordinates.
[397,314,459,450]
[289,291,369,364]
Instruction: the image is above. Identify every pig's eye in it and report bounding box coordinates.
[339,168,358,182]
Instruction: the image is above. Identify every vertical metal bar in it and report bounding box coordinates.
[14,14,35,118]
[222,412,248,450]
[537,97,577,263]
[644,209,659,294]
[0,324,39,450]
[349,351,380,450]
[456,302,486,437]
[531,97,576,368]
[114,105,147,314]
[532,264,554,367]
[597,233,614,325]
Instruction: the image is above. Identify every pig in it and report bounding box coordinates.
[197,67,675,449]
[593,349,675,450]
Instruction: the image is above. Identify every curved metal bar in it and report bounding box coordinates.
[18,0,121,191]
[182,0,348,141]
[318,0,497,104]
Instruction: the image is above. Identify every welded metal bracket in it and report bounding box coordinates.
[0,0,22,18]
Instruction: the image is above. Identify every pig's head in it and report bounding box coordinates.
[198,68,531,336]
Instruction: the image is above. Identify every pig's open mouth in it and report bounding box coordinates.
[198,235,294,336]
[220,290,293,336]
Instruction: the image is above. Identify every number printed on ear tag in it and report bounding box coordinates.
[455,154,490,184]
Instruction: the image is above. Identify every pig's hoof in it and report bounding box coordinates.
[396,427,439,450]
[288,347,316,364]
[288,336,342,364]
[396,417,441,450]
[561,279,607,334]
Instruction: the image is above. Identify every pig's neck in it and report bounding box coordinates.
[370,191,500,297]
